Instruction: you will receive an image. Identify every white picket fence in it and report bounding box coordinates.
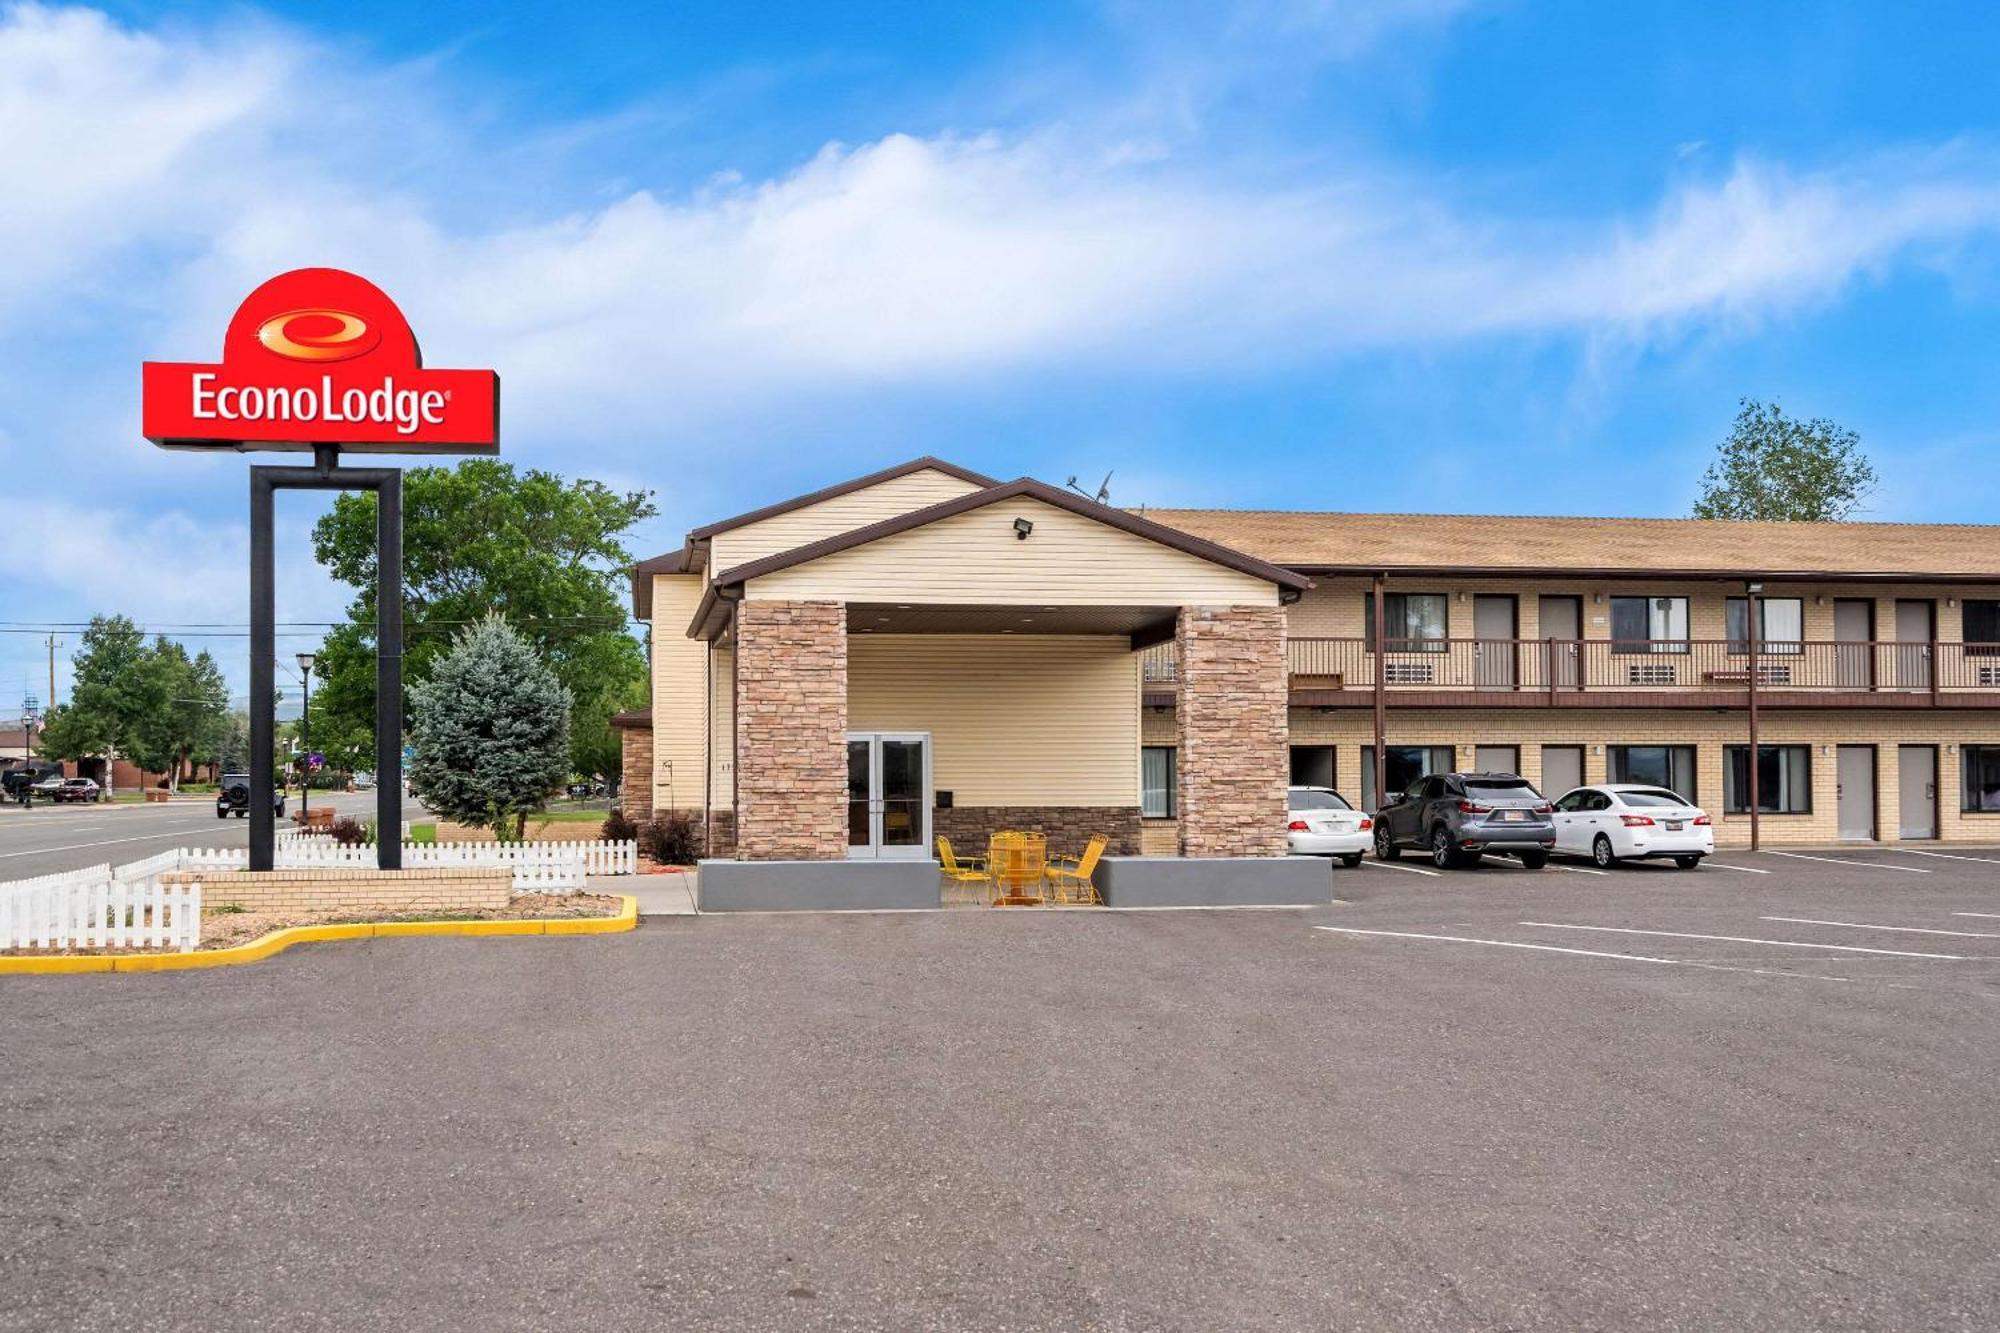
[268,838,636,890]
[0,865,202,952]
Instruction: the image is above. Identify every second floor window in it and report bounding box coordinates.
[1610,596,1688,654]
[1364,592,1448,652]
[1966,600,2000,657]
[1726,597,1805,655]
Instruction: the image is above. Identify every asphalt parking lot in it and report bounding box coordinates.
[3,849,1996,1331]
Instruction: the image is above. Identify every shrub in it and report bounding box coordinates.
[641,814,699,866]
[328,816,369,847]
[601,808,638,842]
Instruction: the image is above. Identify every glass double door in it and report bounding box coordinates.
[847,732,931,860]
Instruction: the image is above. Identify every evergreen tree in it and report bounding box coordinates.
[408,616,572,841]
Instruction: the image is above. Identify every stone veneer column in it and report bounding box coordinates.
[734,600,848,860]
[1176,605,1288,857]
[619,724,654,822]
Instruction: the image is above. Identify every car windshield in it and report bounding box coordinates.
[1288,788,1352,811]
[1464,778,1536,796]
[1618,788,1692,809]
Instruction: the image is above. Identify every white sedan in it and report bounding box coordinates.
[1287,786,1372,866]
[1550,784,1714,869]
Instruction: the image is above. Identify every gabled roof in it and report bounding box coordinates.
[1140,509,2000,582]
[686,456,998,541]
[630,457,1001,617]
[711,477,1315,591]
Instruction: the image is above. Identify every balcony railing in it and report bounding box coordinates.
[1145,639,2000,698]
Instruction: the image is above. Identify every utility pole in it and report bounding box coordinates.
[45,633,60,713]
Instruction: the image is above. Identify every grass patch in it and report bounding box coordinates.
[526,809,611,826]
[407,822,437,844]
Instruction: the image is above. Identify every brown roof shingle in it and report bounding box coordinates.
[1137,510,2000,581]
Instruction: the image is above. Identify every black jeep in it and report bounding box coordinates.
[216,773,287,820]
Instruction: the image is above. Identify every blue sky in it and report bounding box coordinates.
[7,0,2000,702]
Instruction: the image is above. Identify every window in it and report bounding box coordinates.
[1723,745,1812,814]
[1141,746,1175,818]
[1288,788,1353,812]
[1610,596,1689,653]
[1966,601,2000,657]
[1963,746,2000,813]
[1608,745,1698,802]
[1726,597,1805,655]
[1290,745,1335,789]
[1364,593,1448,652]
[1554,789,1594,813]
[1362,745,1456,811]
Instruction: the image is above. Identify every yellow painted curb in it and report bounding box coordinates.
[0,896,638,975]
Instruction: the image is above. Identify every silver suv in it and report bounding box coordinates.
[1372,772,1556,869]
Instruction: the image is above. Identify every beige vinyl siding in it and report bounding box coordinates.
[848,635,1140,806]
[747,496,1280,607]
[649,575,709,814]
[708,644,734,812]
[711,468,988,572]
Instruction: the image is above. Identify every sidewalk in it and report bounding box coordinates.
[604,870,696,916]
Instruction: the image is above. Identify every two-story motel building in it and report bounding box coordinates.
[620,458,2000,871]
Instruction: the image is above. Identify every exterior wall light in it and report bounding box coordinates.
[1013,517,1034,540]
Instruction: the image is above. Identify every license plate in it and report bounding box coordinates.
[1665,821,1684,831]
[1497,810,1525,822]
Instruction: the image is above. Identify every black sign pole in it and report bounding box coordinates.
[375,471,402,870]
[248,459,403,874]
[250,469,276,871]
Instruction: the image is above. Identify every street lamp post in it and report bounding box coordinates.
[296,652,316,826]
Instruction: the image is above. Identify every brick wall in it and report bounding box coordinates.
[166,868,512,915]
[1177,605,1289,857]
[934,806,1141,858]
[620,724,655,822]
[734,600,848,860]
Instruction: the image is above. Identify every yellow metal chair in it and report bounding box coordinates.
[936,837,991,902]
[1045,835,1108,905]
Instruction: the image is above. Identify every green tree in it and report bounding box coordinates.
[1692,399,1878,521]
[408,616,573,840]
[309,460,654,780]
[37,616,156,791]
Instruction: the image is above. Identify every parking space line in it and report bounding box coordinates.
[1698,862,1771,874]
[1761,916,2000,939]
[1517,921,1973,959]
[1953,912,2000,921]
[1359,860,1443,877]
[1761,850,1930,874]
[1548,863,1608,876]
[1888,848,2000,865]
[1312,926,1856,983]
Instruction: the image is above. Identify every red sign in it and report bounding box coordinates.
[143,268,498,454]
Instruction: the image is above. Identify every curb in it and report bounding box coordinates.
[0,895,638,975]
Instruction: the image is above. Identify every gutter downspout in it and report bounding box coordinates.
[1747,581,1762,852]
[1372,573,1388,815]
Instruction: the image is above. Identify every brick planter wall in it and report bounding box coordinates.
[735,600,848,860]
[1177,605,1289,857]
[164,868,512,915]
[934,806,1141,857]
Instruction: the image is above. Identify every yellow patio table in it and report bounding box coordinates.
[987,830,1047,906]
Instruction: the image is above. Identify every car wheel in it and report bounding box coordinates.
[1430,826,1459,869]
[1341,853,1364,869]
[217,810,228,820]
[1592,834,1617,869]
[1518,851,1548,870]
[1374,823,1401,861]
[1674,855,1702,870]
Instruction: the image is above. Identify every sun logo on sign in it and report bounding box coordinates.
[256,308,382,363]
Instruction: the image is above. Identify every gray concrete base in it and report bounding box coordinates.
[1096,855,1329,908]
[696,858,943,912]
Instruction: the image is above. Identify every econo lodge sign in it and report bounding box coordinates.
[143,267,498,453]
